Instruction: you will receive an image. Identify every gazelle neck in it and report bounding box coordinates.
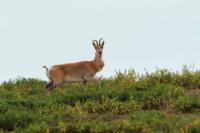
[94,52,102,60]
[93,53,104,72]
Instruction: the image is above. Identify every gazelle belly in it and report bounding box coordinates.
[64,76,82,83]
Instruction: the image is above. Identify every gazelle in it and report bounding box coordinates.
[43,39,105,93]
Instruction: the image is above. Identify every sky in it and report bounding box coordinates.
[0,0,200,82]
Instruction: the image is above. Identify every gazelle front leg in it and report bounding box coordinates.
[81,75,88,90]
[83,80,88,88]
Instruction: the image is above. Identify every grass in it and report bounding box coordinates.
[0,66,200,133]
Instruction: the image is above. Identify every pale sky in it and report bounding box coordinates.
[0,0,200,82]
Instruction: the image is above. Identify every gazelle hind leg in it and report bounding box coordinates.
[45,81,53,93]
[45,81,53,89]
[46,84,57,94]
[46,79,63,94]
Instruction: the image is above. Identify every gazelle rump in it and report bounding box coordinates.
[43,39,105,93]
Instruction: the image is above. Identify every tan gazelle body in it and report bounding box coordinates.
[43,39,105,93]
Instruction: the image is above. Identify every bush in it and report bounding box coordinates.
[0,109,35,131]
[0,67,200,132]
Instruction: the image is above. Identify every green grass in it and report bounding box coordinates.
[0,67,200,133]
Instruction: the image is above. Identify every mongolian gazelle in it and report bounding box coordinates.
[43,39,105,93]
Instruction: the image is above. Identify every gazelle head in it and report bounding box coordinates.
[93,38,105,57]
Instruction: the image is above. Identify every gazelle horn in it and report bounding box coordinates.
[93,40,98,45]
[99,38,103,44]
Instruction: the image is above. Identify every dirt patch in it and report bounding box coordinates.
[85,113,129,122]
[185,88,200,95]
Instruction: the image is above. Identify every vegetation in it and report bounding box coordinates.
[0,66,200,133]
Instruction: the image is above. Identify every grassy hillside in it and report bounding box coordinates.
[0,66,200,133]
